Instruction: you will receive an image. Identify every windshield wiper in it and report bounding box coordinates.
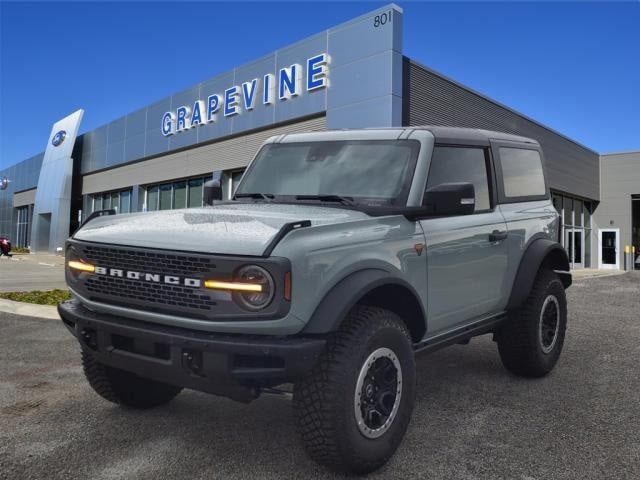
[234,193,275,201]
[295,194,355,206]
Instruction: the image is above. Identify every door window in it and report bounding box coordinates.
[426,147,491,212]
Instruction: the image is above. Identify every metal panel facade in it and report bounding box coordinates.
[0,154,43,239]
[593,152,640,266]
[404,60,600,201]
[79,4,403,176]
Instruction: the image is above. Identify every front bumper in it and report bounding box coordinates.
[59,300,326,402]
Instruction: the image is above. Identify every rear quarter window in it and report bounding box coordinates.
[499,147,546,198]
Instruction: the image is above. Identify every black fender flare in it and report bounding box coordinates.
[302,269,427,336]
[507,237,571,310]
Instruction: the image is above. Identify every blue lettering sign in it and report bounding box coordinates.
[161,112,174,136]
[191,100,204,127]
[162,53,329,134]
[224,86,240,117]
[242,79,259,111]
[263,74,274,105]
[207,94,220,122]
[279,64,301,100]
[176,106,189,131]
[307,53,328,91]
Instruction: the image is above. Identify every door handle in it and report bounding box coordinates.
[489,230,508,242]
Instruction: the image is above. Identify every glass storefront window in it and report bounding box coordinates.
[159,184,172,210]
[174,181,187,209]
[188,178,203,208]
[147,186,159,211]
[111,192,120,213]
[120,190,131,214]
[94,195,103,212]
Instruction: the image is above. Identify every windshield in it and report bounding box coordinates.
[235,140,420,207]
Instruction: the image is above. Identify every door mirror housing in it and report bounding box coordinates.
[204,171,223,206]
[422,182,476,217]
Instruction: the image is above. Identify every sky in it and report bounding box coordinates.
[1,1,639,169]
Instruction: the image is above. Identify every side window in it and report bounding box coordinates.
[499,147,546,198]
[426,146,491,212]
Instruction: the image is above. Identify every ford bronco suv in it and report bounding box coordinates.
[59,127,571,474]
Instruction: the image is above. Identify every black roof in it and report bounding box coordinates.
[411,125,539,146]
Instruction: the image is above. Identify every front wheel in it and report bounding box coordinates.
[497,269,567,377]
[293,306,416,474]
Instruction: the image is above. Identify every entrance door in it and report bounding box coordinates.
[565,228,584,268]
[599,229,620,270]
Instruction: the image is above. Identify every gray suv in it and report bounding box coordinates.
[59,127,571,474]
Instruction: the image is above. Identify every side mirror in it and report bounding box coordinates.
[423,182,476,217]
[203,170,223,206]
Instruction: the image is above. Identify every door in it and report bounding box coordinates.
[565,228,584,268]
[419,145,509,335]
[599,229,619,269]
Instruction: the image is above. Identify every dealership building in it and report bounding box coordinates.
[0,4,638,270]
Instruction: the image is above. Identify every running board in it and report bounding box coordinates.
[413,313,507,355]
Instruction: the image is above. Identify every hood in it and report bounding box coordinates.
[73,202,371,256]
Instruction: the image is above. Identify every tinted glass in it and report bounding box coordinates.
[188,178,203,208]
[94,195,103,212]
[174,181,187,209]
[231,170,244,198]
[102,193,111,209]
[237,141,419,206]
[111,192,120,212]
[159,184,172,210]
[147,186,159,211]
[426,147,490,211]
[120,190,131,214]
[499,148,546,198]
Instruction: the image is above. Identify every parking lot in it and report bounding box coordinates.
[0,254,66,292]
[1,273,639,480]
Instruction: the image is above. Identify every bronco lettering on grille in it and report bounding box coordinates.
[94,266,201,288]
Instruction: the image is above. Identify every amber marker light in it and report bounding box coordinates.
[68,260,95,273]
[284,272,292,301]
[204,280,263,292]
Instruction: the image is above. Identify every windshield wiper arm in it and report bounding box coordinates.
[295,194,355,206]
[234,193,275,201]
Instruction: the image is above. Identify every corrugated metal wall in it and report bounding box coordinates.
[404,60,600,201]
[82,116,326,195]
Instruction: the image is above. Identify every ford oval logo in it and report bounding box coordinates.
[52,130,67,147]
[0,177,9,191]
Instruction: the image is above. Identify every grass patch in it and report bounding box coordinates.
[11,246,30,254]
[0,289,71,305]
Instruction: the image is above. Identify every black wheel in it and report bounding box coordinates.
[82,351,182,409]
[497,269,567,378]
[293,306,416,474]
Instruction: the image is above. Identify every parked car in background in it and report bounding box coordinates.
[0,235,12,257]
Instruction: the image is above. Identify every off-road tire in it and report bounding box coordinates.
[82,351,182,409]
[497,269,567,377]
[293,306,416,474]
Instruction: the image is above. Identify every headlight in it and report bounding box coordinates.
[233,265,275,311]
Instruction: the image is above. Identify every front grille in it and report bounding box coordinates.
[69,240,291,321]
[85,275,216,311]
[76,244,218,317]
[83,245,215,275]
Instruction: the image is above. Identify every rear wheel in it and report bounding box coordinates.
[82,351,182,409]
[293,306,416,474]
[497,269,567,377]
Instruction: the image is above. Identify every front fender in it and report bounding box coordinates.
[302,269,426,335]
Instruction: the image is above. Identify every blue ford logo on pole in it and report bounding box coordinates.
[0,177,9,191]
[52,130,67,147]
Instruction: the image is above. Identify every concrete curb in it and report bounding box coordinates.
[0,298,60,319]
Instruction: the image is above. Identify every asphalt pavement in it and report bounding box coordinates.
[1,273,639,479]
[0,254,67,292]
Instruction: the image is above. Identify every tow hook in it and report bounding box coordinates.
[182,349,204,376]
